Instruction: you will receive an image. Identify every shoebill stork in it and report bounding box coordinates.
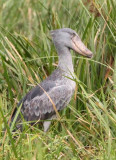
[11,28,93,132]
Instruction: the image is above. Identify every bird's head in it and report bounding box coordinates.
[50,28,93,58]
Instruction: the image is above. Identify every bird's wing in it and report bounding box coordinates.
[21,84,73,121]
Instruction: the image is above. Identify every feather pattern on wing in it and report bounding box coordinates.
[22,84,73,121]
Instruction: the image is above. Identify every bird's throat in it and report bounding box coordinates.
[58,48,74,76]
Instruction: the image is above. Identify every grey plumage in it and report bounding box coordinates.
[12,28,93,131]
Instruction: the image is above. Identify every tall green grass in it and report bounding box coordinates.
[0,0,116,159]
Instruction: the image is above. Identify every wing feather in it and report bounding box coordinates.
[22,85,73,121]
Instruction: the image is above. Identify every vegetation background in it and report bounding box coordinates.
[0,0,116,159]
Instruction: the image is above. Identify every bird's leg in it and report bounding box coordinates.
[43,120,51,132]
[43,114,57,132]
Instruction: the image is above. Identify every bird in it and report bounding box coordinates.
[11,28,93,132]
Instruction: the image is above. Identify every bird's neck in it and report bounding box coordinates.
[56,47,74,75]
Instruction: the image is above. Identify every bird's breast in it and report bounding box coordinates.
[56,77,76,93]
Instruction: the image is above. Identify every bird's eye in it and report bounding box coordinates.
[72,33,76,38]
